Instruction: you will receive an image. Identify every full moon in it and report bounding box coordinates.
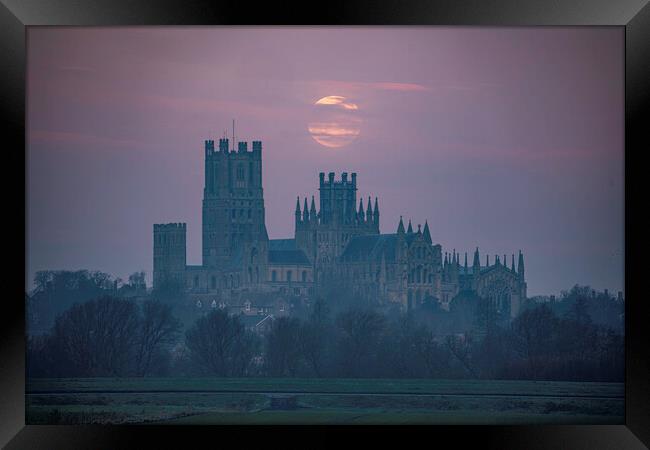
[308,96,362,148]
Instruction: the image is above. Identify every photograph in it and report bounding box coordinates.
[24,26,626,426]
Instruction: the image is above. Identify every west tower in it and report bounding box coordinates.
[202,138,268,268]
[153,223,187,287]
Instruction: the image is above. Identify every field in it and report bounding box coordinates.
[26,378,624,425]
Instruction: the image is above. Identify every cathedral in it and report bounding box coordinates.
[153,135,527,317]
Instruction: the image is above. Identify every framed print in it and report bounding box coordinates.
[2,0,649,448]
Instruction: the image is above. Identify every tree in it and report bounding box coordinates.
[511,304,559,378]
[299,298,331,377]
[446,333,478,378]
[265,317,303,377]
[51,296,139,376]
[185,310,259,376]
[335,308,386,377]
[134,300,182,376]
[128,271,147,290]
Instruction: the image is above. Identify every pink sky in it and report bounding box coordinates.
[26,27,624,296]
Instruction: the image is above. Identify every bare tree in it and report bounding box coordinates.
[265,317,302,377]
[336,308,386,377]
[446,333,478,378]
[299,298,331,377]
[134,300,181,376]
[185,310,259,376]
[52,296,139,376]
[511,304,558,378]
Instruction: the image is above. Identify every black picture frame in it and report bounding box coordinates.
[2,0,648,448]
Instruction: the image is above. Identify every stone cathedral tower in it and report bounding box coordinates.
[202,138,268,268]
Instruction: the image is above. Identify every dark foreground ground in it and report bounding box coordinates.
[26,378,624,425]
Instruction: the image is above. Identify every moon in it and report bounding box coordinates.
[308,96,362,148]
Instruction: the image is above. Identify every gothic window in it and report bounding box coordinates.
[272,270,277,282]
[211,276,216,289]
[302,270,307,282]
[255,267,259,283]
[237,164,244,180]
[249,162,253,182]
[248,267,253,283]
[287,271,293,283]
[194,276,199,288]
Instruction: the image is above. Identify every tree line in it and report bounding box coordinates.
[27,289,624,381]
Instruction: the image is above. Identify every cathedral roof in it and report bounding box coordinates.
[341,234,398,263]
[268,239,310,265]
[269,249,311,265]
[269,239,298,250]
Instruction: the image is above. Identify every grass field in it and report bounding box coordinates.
[26,378,624,425]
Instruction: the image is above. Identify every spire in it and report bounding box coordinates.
[397,216,405,234]
[358,198,365,221]
[473,247,480,267]
[486,254,490,266]
[407,220,413,234]
[518,250,525,278]
[422,221,432,244]
[295,196,301,225]
[417,224,422,234]
[366,196,373,219]
[309,195,318,221]
[511,254,515,272]
[303,197,309,221]
[464,252,468,269]
[373,197,380,231]
[444,252,448,266]
[504,254,507,267]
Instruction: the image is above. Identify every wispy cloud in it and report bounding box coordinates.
[30,130,143,149]
[312,80,430,93]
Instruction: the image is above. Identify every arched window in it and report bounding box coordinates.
[255,266,259,283]
[211,276,216,289]
[248,267,252,283]
[237,164,244,180]
[302,270,307,282]
[287,270,293,283]
[194,275,199,288]
[271,270,277,282]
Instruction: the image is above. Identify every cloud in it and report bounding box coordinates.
[30,130,143,149]
[311,80,430,93]
[314,95,358,110]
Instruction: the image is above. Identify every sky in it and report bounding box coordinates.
[26,27,624,296]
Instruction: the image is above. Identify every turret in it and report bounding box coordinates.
[518,250,525,279]
[397,216,405,234]
[295,196,301,225]
[366,197,373,223]
[473,247,480,267]
[486,254,490,266]
[422,221,432,244]
[310,196,317,223]
[511,254,515,272]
